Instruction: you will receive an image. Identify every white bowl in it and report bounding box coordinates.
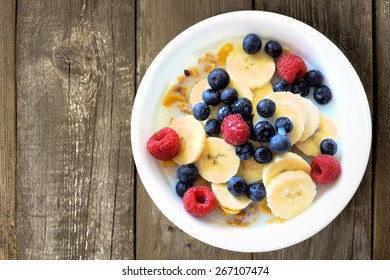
[131,11,371,252]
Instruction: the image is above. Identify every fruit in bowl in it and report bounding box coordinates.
[145,33,342,222]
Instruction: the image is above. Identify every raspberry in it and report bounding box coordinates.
[310,155,341,184]
[183,186,216,217]
[221,114,250,145]
[276,54,307,83]
[146,127,180,161]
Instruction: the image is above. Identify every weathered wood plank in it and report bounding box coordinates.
[16,0,135,259]
[373,0,390,260]
[0,0,17,260]
[254,0,373,259]
[135,0,253,259]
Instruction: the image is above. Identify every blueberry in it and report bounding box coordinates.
[247,182,266,202]
[205,119,221,137]
[264,40,283,58]
[221,88,238,105]
[304,70,324,86]
[313,85,332,105]
[217,104,233,122]
[175,181,192,197]
[228,176,248,196]
[232,97,253,118]
[254,146,272,164]
[243,34,262,54]
[275,117,293,134]
[235,141,254,160]
[270,134,291,153]
[253,120,275,142]
[207,68,230,90]
[292,80,309,97]
[320,138,338,155]
[273,80,291,92]
[193,102,210,121]
[177,164,199,183]
[202,88,221,106]
[257,99,276,118]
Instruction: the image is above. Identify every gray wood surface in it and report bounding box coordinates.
[0,0,17,260]
[0,0,387,260]
[16,0,135,259]
[374,0,390,260]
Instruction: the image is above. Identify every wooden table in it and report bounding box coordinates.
[0,0,388,260]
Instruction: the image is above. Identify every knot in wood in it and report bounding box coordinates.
[53,43,87,78]
[52,39,99,107]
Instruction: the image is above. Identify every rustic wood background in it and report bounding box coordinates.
[0,0,388,260]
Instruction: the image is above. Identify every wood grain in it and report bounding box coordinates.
[135,0,253,260]
[16,0,135,259]
[0,0,382,260]
[0,0,17,260]
[254,0,373,259]
[373,0,390,260]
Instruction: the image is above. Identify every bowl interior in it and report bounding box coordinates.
[131,11,371,252]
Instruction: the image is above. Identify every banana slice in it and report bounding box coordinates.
[170,115,206,165]
[266,170,317,219]
[295,114,338,157]
[226,48,275,89]
[251,83,273,114]
[265,91,307,119]
[189,79,209,107]
[195,137,240,184]
[236,157,264,184]
[253,83,273,99]
[229,76,254,102]
[212,182,251,212]
[216,201,242,215]
[189,77,253,108]
[262,152,311,186]
[253,92,306,145]
[299,98,320,142]
[261,92,319,142]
